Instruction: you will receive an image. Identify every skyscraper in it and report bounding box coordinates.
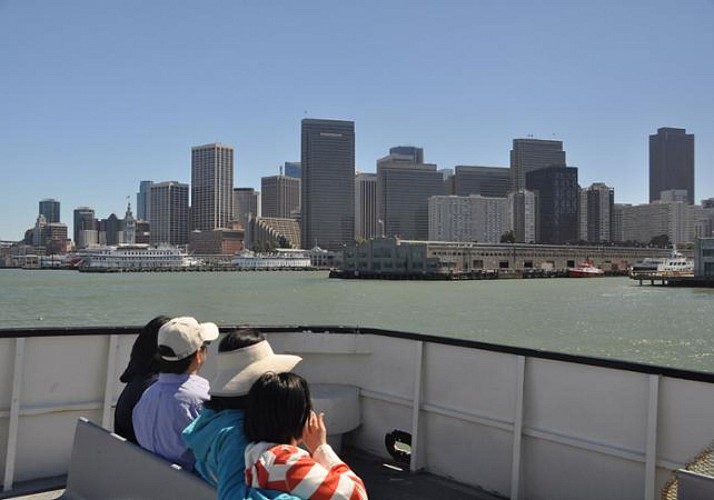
[388,146,424,164]
[233,187,260,229]
[355,172,377,241]
[261,175,300,219]
[136,181,153,221]
[526,166,579,244]
[301,119,355,250]
[510,138,566,192]
[580,183,614,243]
[39,199,60,224]
[649,127,694,204]
[507,190,536,243]
[191,143,234,231]
[454,166,510,198]
[150,181,189,245]
[73,207,96,249]
[284,162,302,179]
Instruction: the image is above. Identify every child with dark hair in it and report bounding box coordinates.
[244,372,368,500]
[183,329,302,500]
[114,315,169,443]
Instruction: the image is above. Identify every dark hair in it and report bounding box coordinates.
[205,329,266,411]
[120,315,170,383]
[157,347,197,374]
[244,372,312,444]
[218,328,265,353]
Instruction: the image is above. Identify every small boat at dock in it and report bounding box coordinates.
[568,260,605,277]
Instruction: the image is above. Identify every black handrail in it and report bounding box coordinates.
[2,325,714,384]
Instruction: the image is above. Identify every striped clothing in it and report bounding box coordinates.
[245,442,367,500]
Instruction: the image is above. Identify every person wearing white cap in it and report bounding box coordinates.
[182,328,301,500]
[132,316,219,471]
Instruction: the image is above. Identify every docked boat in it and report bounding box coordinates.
[75,244,199,272]
[657,249,694,276]
[231,249,313,270]
[567,260,605,277]
[631,257,664,273]
[1,324,713,499]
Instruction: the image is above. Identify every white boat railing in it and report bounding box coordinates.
[2,326,714,499]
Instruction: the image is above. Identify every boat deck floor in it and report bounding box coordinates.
[0,450,505,500]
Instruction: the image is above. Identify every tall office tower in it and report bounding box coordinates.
[301,119,355,250]
[191,143,234,231]
[428,195,508,243]
[233,188,260,229]
[454,166,510,198]
[150,181,189,245]
[377,150,445,241]
[99,214,121,246]
[610,203,629,243]
[507,190,536,243]
[136,181,154,221]
[261,175,300,219]
[649,127,694,205]
[526,166,579,244]
[39,199,60,224]
[389,146,424,164]
[284,162,302,179]
[355,172,377,240]
[73,207,96,248]
[579,183,615,242]
[510,138,566,191]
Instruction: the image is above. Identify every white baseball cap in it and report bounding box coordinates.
[157,316,220,361]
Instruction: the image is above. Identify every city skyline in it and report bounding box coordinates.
[1,1,713,239]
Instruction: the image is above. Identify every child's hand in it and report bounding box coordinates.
[302,410,327,454]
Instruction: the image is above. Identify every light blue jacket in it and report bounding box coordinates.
[182,408,299,500]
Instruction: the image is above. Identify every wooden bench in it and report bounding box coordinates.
[60,417,215,500]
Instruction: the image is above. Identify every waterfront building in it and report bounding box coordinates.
[660,189,689,203]
[261,175,300,219]
[580,183,614,243]
[621,201,688,245]
[428,195,508,243]
[649,127,694,205]
[453,166,510,198]
[377,150,444,241]
[73,207,96,249]
[507,189,536,243]
[301,118,355,251]
[233,187,260,229]
[355,172,378,241]
[149,181,189,246]
[510,138,566,192]
[188,228,243,255]
[694,237,714,277]
[526,166,579,244]
[247,217,301,251]
[98,214,121,246]
[284,161,301,179]
[136,181,153,221]
[135,220,150,245]
[341,237,671,276]
[688,204,714,241]
[122,202,136,245]
[191,143,234,231]
[39,199,60,224]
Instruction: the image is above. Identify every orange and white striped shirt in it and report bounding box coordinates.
[244,442,368,500]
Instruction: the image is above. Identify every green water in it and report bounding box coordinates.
[1,269,713,371]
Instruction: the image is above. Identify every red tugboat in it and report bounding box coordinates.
[568,260,605,277]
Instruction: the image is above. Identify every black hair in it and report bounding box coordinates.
[157,348,196,374]
[244,372,312,444]
[205,328,266,411]
[120,315,170,383]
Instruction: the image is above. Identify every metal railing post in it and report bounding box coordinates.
[510,355,526,500]
[102,334,120,429]
[645,374,660,500]
[410,341,425,472]
[3,338,26,492]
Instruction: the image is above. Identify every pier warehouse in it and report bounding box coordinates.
[340,237,673,278]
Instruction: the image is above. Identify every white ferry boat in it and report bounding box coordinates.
[1,324,713,499]
[657,249,694,275]
[76,244,199,271]
[231,249,313,270]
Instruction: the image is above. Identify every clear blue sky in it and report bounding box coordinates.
[1,0,713,240]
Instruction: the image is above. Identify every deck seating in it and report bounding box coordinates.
[677,469,714,500]
[61,417,215,500]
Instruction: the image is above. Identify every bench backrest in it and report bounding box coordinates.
[678,469,714,500]
[62,417,216,500]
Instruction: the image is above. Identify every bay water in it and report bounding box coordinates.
[1,269,713,371]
